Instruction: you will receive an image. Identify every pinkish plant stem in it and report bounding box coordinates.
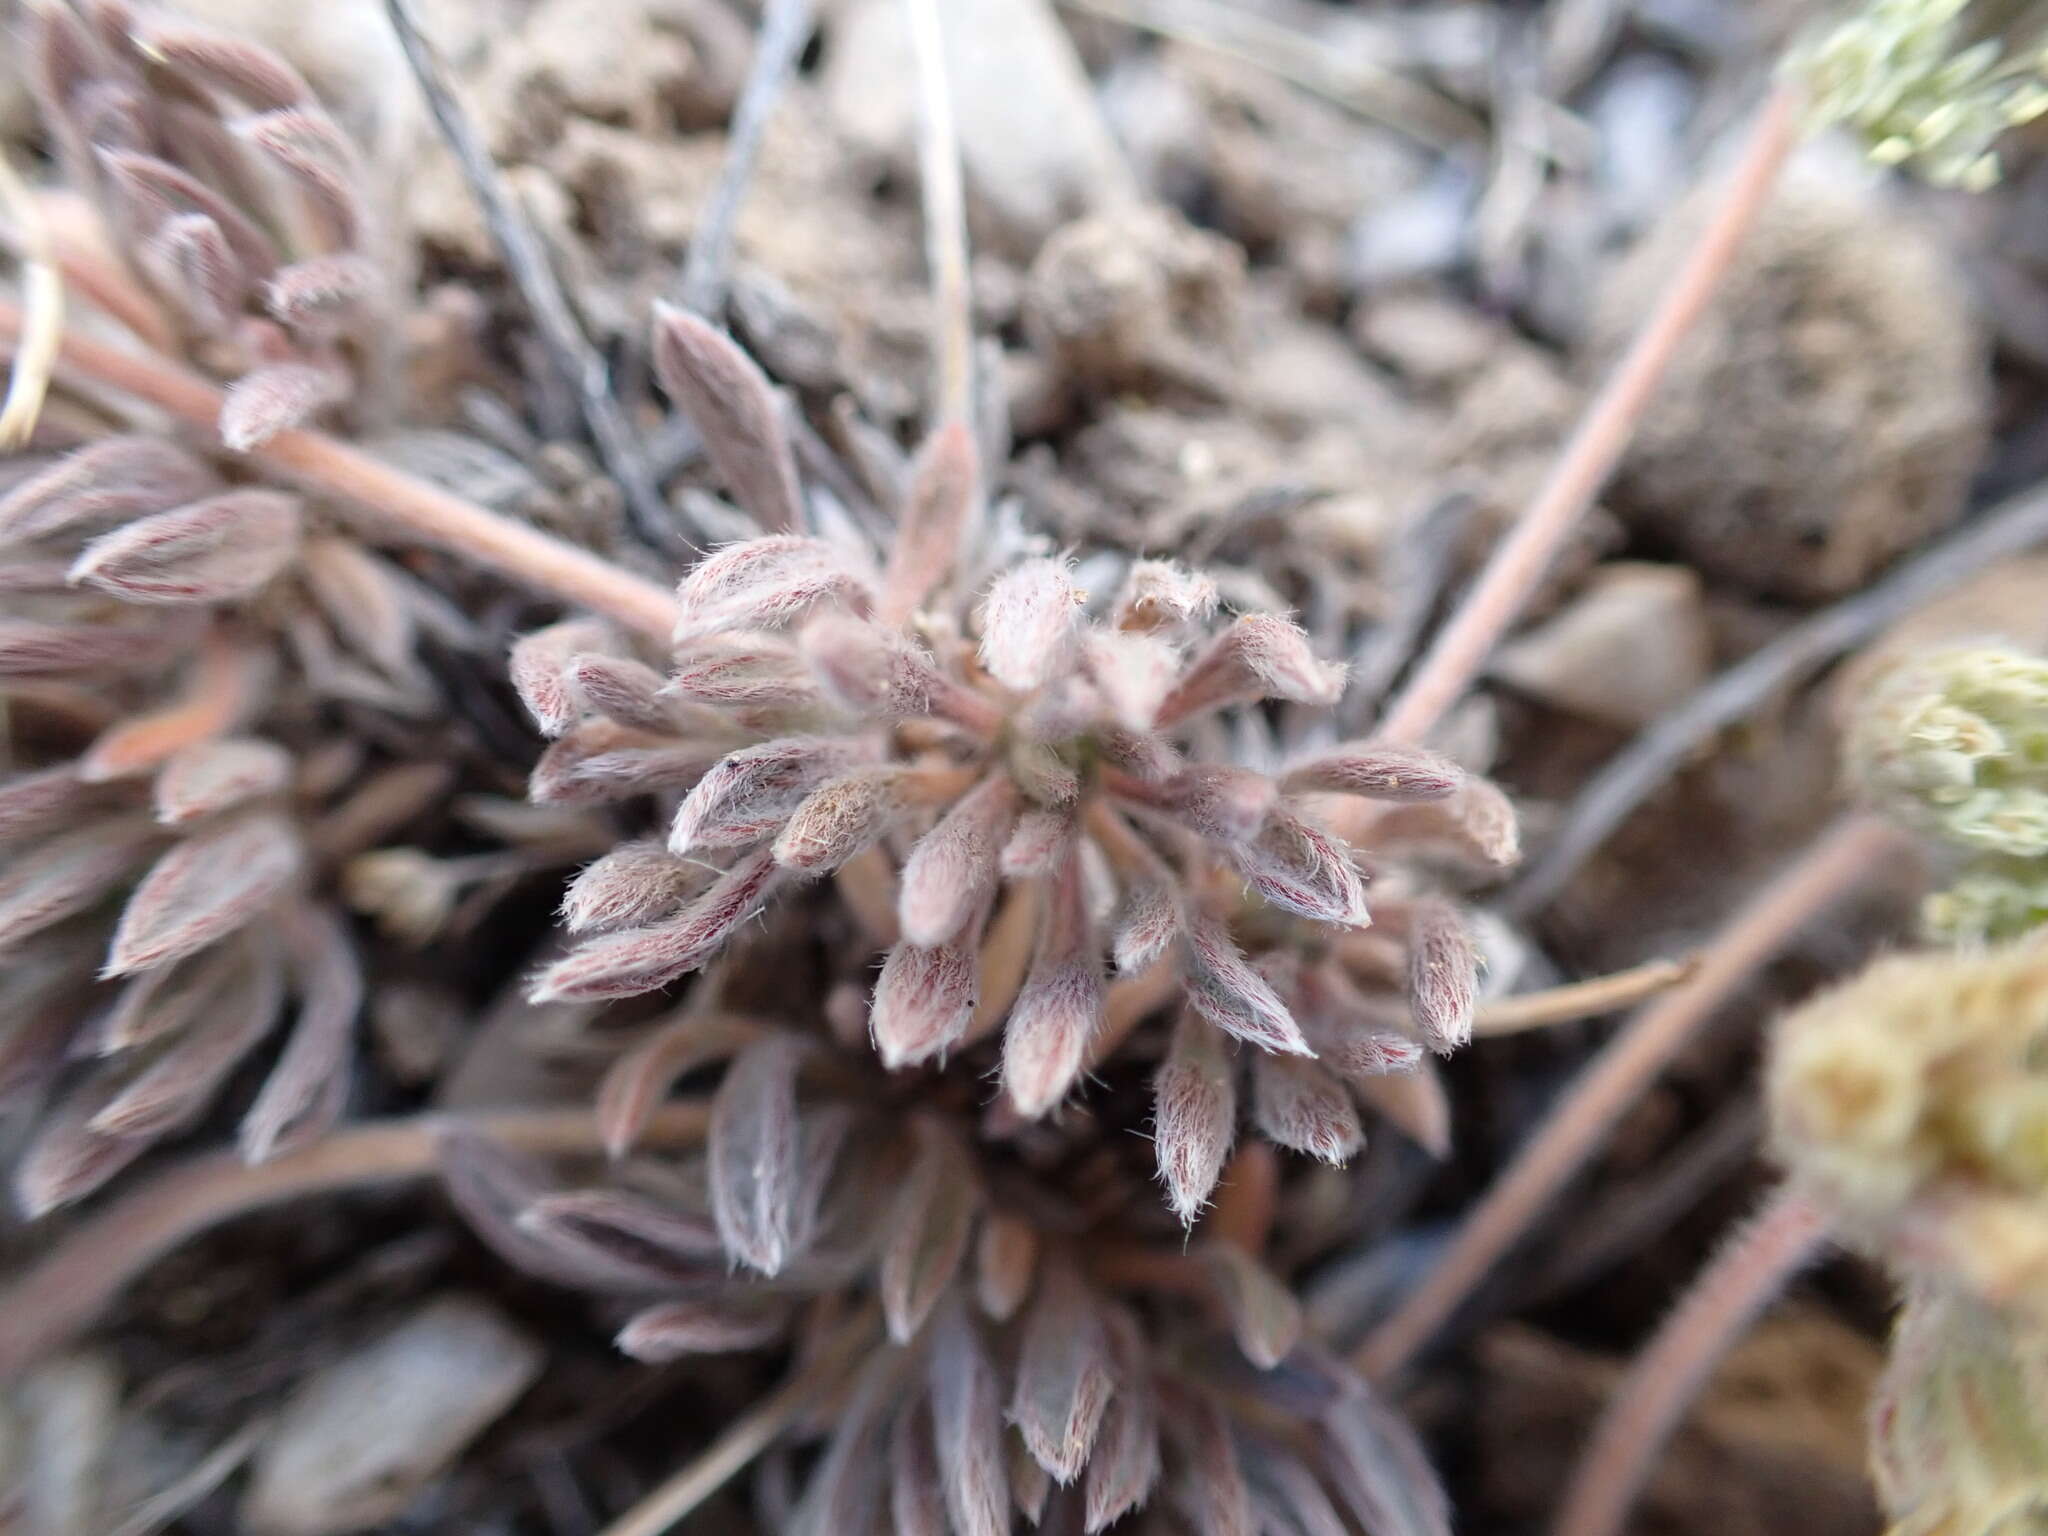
[1551,1187,1831,1536]
[1372,86,1802,749]
[1473,953,1700,1036]
[0,1102,711,1377]
[1208,1140,1281,1253]
[1356,813,1903,1380]
[0,302,685,642]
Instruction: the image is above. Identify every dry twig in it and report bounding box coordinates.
[677,0,818,317]
[381,0,684,551]
[1523,1097,1762,1302]
[1473,955,1699,1036]
[0,300,684,639]
[904,0,976,431]
[1371,86,1803,750]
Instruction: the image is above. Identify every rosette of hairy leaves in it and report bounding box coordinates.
[441,1029,1456,1536]
[517,311,1519,1226]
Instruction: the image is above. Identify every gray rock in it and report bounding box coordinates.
[1492,562,1712,730]
[243,1297,543,1536]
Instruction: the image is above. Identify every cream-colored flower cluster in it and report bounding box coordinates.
[1770,943,2048,1314]
[1848,644,2048,941]
[1799,0,2048,189]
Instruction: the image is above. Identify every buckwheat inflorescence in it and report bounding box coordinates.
[1847,642,2048,942]
[1798,0,2048,190]
[1769,940,2048,1536]
[1769,942,2048,1320]
[1869,1280,2048,1536]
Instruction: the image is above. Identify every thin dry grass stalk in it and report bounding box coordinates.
[381,0,675,550]
[1063,0,1483,150]
[676,0,817,316]
[0,299,683,639]
[1368,85,1803,753]
[1550,1188,1830,1536]
[0,150,63,447]
[903,0,975,430]
[1473,955,1700,1036]
[0,1102,711,1376]
[1356,813,1903,1379]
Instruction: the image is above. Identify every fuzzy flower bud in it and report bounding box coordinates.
[979,557,1082,692]
[1847,644,2048,857]
[1870,1284,2048,1536]
[1768,942,2048,1320]
[1152,1010,1236,1223]
[1923,855,2048,944]
[1797,0,2048,189]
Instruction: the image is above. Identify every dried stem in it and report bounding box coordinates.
[1357,814,1903,1379]
[903,0,975,430]
[0,302,684,641]
[595,1309,877,1536]
[1371,86,1802,749]
[1474,955,1699,1036]
[381,0,681,552]
[0,1102,711,1377]
[1504,470,2048,918]
[676,0,818,317]
[0,151,63,447]
[1550,1188,1831,1536]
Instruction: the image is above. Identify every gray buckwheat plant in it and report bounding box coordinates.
[0,3,497,1211]
[467,304,1518,1529]
[3,4,1525,1530]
